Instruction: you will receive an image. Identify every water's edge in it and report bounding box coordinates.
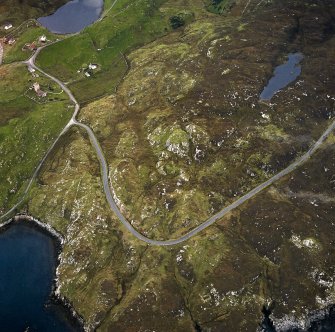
[37,0,104,35]
[0,215,85,331]
[3,215,335,332]
[261,303,335,331]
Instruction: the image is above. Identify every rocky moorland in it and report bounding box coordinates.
[1,0,335,331]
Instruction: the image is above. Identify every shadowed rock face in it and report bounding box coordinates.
[19,0,335,331]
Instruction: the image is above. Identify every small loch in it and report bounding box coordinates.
[38,0,104,34]
[260,53,303,101]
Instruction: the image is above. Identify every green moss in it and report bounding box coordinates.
[115,130,138,158]
[205,0,233,15]
[237,23,247,31]
[164,161,180,176]
[167,128,189,145]
[259,124,289,142]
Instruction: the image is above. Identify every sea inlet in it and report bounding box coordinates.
[0,221,82,331]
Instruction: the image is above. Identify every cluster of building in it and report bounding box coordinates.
[1,18,48,49]
[28,66,39,78]
[1,23,15,45]
[82,63,98,77]
[23,35,47,52]
[2,36,16,45]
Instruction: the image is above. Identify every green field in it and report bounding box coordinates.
[0,63,72,215]
[0,0,200,215]
[3,25,63,64]
[36,0,195,103]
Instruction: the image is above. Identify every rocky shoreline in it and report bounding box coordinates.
[261,303,335,332]
[0,214,85,331]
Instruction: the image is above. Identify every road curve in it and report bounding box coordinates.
[73,117,334,245]
[25,45,80,119]
[1,42,335,245]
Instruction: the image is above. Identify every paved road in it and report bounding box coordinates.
[99,0,120,20]
[25,46,80,119]
[74,117,335,245]
[1,41,335,245]
[0,44,77,221]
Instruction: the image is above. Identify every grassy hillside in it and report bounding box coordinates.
[25,0,335,330]
[2,0,335,331]
[36,0,202,103]
[0,63,72,214]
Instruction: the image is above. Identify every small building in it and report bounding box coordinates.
[4,24,13,30]
[23,42,37,51]
[29,42,37,51]
[85,72,91,77]
[33,82,47,98]
[37,90,47,98]
[39,35,47,43]
[88,63,98,70]
[28,67,36,73]
[8,38,16,45]
[33,83,40,92]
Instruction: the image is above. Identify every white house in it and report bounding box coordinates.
[33,82,47,97]
[85,72,91,77]
[4,24,13,30]
[39,35,47,43]
[88,63,98,70]
[33,82,41,92]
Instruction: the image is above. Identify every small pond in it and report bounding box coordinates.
[38,0,104,34]
[260,53,303,101]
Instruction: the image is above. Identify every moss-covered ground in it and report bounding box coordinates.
[78,0,335,241]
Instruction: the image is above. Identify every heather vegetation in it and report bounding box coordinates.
[1,0,335,331]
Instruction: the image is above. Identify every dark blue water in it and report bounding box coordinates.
[38,0,104,34]
[260,53,303,101]
[0,222,80,331]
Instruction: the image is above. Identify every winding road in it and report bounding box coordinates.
[1,42,335,245]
